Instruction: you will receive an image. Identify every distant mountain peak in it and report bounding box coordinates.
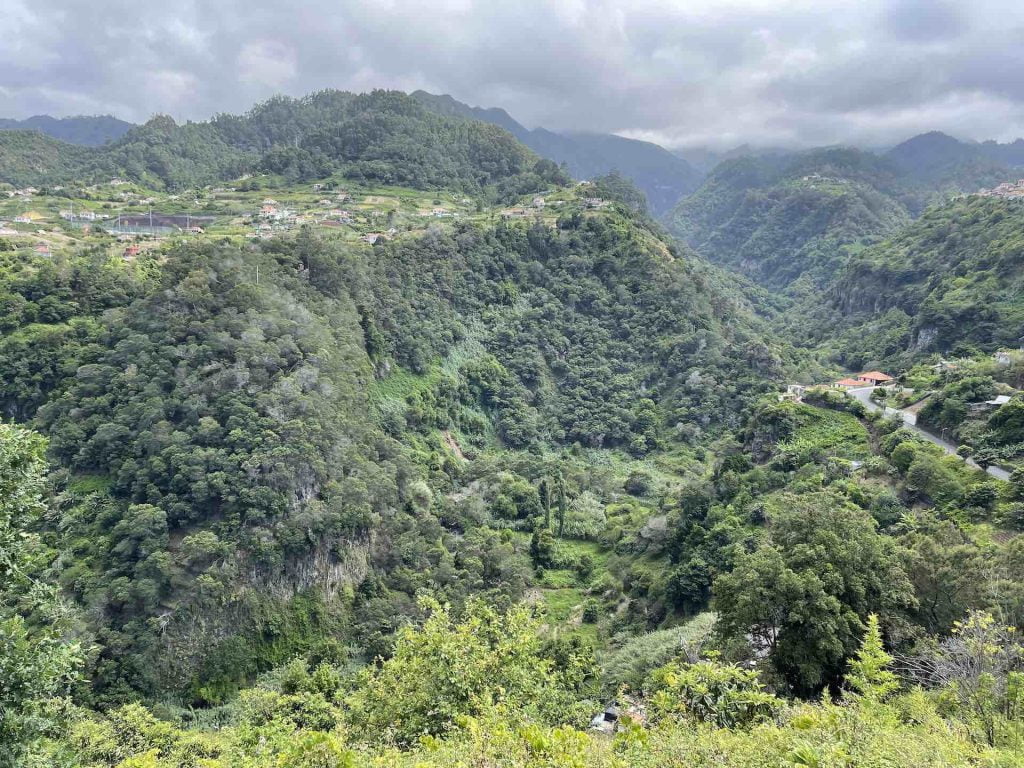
[412,91,702,215]
[886,129,1024,180]
[0,114,133,147]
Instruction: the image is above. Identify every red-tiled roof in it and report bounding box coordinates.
[835,378,862,387]
[858,371,893,381]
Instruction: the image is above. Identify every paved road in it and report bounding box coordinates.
[847,387,1011,482]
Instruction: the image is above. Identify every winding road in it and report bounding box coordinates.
[846,386,1011,482]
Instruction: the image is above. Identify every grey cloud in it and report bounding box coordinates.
[0,0,1022,149]
[883,0,967,42]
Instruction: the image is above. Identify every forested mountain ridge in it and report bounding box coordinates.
[0,131,95,188]
[665,132,1024,298]
[805,195,1024,368]
[0,90,565,195]
[0,114,133,146]
[411,90,703,215]
[0,180,785,703]
[664,147,913,290]
[886,130,1024,191]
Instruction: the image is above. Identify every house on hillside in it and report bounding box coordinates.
[856,371,894,386]
[833,378,863,389]
[122,244,141,260]
[34,243,51,257]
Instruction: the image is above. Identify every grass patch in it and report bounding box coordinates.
[599,612,717,691]
[67,473,112,495]
[777,403,870,464]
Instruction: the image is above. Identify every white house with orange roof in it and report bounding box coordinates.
[855,371,895,387]
[832,378,863,389]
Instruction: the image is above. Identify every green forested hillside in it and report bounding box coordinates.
[0,90,564,195]
[0,196,782,704]
[807,196,1024,368]
[665,140,1024,371]
[3,92,1024,768]
[0,131,95,188]
[887,130,1024,192]
[664,148,912,289]
[0,114,133,147]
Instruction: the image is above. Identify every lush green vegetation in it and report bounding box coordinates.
[896,357,1024,470]
[411,90,703,215]
[21,598,1024,767]
[0,182,788,705]
[0,131,94,188]
[1,90,566,196]
[664,148,912,290]
[817,197,1024,369]
[2,92,1024,768]
[887,130,1024,192]
[0,424,81,767]
[0,115,133,147]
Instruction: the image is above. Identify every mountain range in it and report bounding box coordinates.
[7,97,1024,221]
[410,91,704,215]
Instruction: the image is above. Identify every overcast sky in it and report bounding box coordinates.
[2,0,1023,149]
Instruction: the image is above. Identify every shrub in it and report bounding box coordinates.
[646,659,782,728]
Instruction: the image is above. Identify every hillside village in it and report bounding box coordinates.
[974,178,1024,199]
[0,175,604,262]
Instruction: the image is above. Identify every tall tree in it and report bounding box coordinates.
[556,472,567,538]
[539,478,551,530]
[713,492,914,694]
